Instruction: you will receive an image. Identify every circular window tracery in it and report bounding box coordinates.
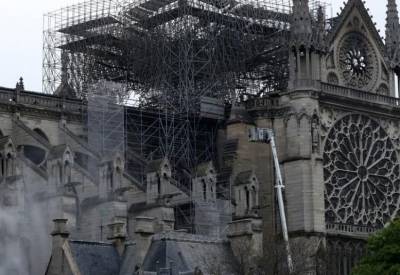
[324,114,400,228]
[338,32,378,90]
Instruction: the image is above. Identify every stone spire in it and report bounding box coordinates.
[386,0,400,59]
[291,0,313,47]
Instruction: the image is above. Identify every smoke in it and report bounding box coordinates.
[0,195,29,275]
[0,157,51,275]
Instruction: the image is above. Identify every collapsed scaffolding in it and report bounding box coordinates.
[43,0,327,235]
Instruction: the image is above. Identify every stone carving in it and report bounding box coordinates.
[311,113,320,153]
[327,72,339,85]
[324,114,400,228]
[320,107,347,140]
[377,83,389,95]
[379,119,400,150]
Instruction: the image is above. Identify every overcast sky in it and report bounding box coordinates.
[0,0,388,92]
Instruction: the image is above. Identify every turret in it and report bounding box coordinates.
[0,136,17,180]
[47,145,74,189]
[99,152,125,199]
[233,170,260,218]
[289,0,326,88]
[291,0,312,48]
[145,157,173,204]
[192,161,217,204]
[46,145,78,228]
[192,162,220,236]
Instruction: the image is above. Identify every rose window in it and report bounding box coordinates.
[338,32,378,90]
[343,49,367,77]
[324,114,400,228]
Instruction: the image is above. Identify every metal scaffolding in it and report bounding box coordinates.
[43,0,327,234]
[42,0,298,99]
[87,80,125,158]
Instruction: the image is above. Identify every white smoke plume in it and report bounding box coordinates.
[0,157,51,275]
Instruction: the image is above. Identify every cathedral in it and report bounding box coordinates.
[1,0,400,274]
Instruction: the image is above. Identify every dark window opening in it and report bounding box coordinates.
[33,128,49,142]
[202,179,207,200]
[108,165,113,189]
[0,155,4,176]
[74,152,89,170]
[157,174,161,194]
[22,145,46,165]
[59,164,63,183]
[245,187,250,210]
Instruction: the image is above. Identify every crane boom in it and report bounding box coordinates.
[249,127,294,273]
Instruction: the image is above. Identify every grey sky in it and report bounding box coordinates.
[0,0,388,92]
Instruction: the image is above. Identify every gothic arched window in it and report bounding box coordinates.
[59,163,63,184]
[107,164,113,190]
[6,153,13,177]
[157,174,161,195]
[245,186,250,211]
[202,179,207,201]
[251,185,257,208]
[64,161,71,183]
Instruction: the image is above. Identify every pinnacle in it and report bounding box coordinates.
[386,0,400,54]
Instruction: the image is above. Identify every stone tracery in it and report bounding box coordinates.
[324,114,400,228]
[338,32,378,90]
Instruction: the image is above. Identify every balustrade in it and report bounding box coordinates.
[321,82,400,107]
[326,222,378,237]
[0,88,84,115]
[245,83,400,111]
